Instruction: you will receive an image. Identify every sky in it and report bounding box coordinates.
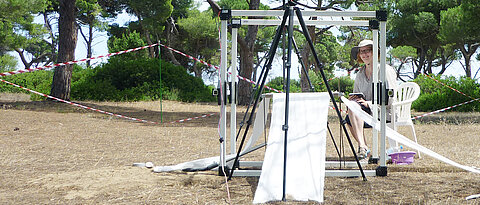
[12,0,480,84]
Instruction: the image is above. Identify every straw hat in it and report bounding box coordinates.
[350,39,374,62]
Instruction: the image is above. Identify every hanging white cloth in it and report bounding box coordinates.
[254,92,330,203]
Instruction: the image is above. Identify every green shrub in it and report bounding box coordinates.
[71,58,215,102]
[161,60,215,102]
[0,69,54,101]
[265,76,301,93]
[107,31,149,62]
[0,60,214,103]
[308,70,336,92]
[413,75,480,112]
[264,71,352,96]
[163,88,180,101]
[329,76,354,94]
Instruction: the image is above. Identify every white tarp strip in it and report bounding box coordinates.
[254,93,329,204]
[245,96,270,150]
[153,98,270,172]
[466,193,480,200]
[341,96,480,174]
[153,154,233,172]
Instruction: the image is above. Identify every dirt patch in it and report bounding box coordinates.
[1,93,480,204]
[0,92,31,102]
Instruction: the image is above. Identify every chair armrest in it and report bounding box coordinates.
[392,99,416,107]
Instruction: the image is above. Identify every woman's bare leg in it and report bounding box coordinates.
[347,109,368,149]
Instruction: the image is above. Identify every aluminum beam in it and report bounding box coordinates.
[238,160,367,169]
[231,169,377,177]
[241,19,369,26]
[231,10,376,18]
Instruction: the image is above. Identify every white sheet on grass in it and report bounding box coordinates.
[245,96,270,151]
[253,93,329,204]
[153,97,270,173]
[341,96,480,174]
[152,154,233,172]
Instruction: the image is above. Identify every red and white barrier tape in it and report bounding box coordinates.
[411,97,480,120]
[408,74,480,120]
[329,106,347,114]
[0,79,214,124]
[423,74,479,100]
[317,76,337,85]
[158,43,283,93]
[0,44,158,77]
[169,113,215,124]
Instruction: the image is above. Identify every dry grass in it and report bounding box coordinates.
[1,93,480,204]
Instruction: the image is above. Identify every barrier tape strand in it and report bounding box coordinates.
[0,44,159,77]
[169,113,215,124]
[423,74,479,101]
[0,79,214,124]
[411,97,480,120]
[158,43,283,93]
[409,74,480,120]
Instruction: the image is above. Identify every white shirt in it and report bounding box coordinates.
[353,64,397,120]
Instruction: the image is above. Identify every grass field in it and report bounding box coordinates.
[1,93,479,204]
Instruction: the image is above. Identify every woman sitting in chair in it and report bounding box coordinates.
[346,39,397,160]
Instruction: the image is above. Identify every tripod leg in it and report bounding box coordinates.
[281,5,295,201]
[292,37,315,92]
[327,122,342,159]
[227,8,290,180]
[294,7,367,181]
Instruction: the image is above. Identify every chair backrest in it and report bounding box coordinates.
[393,82,420,122]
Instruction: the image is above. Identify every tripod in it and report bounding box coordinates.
[227,3,367,201]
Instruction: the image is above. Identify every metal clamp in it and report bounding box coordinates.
[220,9,231,20]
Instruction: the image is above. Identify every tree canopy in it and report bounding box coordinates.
[0,0,49,69]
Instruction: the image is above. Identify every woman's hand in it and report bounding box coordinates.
[348,95,360,101]
[355,98,369,108]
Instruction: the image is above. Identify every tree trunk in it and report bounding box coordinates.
[299,0,321,92]
[79,23,94,68]
[132,9,155,58]
[164,17,181,65]
[437,47,447,75]
[237,0,260,105]
[459,43,480,78]
[144,29,155,58]
[193,63,202,78]
[425,47,436,75]
[43,12,57,62]
[413,47,426,78]
[300,26,316,92]
[51,0,77,100]
[238,45,255,105]
[86,24,93,67]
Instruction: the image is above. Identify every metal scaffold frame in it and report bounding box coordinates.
[218,8,389,178]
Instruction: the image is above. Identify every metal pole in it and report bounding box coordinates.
[231,27,239,155]
[379,20,387,168]
[372,28,379,160]
[219,13,228,174]
[158,42,163,123]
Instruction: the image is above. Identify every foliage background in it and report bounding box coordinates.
[413,75,480,112]
[0,59,215,102]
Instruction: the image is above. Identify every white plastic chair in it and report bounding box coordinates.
[388,82,421,157]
